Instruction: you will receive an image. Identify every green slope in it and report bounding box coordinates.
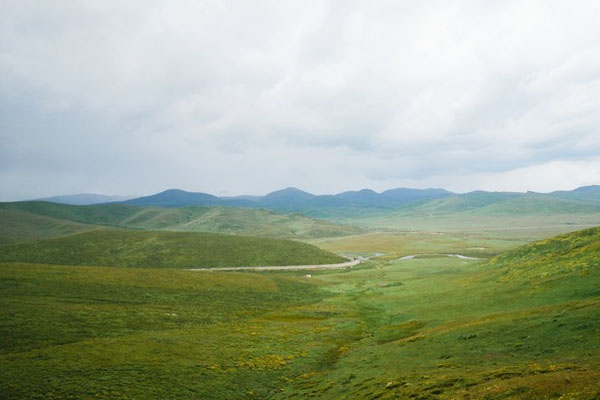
[343,191,600,234]
[299,228,600,399]
[469,194,600,215]
[488,226,600,280]
[0,229,345,268]
[0,201,142,226]
[550,185,600,203]
[0,208,95,245]
[399,191,524,214]
[115,206,364,238]
[0,201,364,244]
[369,192,600,219]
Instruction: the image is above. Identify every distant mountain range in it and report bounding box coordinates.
[31,185,600,219]
[115,187,453,217]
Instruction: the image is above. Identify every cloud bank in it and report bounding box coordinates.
[1,0,600,200]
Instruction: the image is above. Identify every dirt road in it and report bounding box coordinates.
[188,258,361,271]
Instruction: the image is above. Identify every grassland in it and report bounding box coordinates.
[0,229,345,268]
[1,226,599,398]
[0,208,96,245]
[0,201,364,245]
[0,264,329,399]
[311,231,523,260]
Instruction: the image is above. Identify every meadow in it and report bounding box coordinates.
[0,229,345,268]
[1,219,599,398]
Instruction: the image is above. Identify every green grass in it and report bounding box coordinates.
[470,195,600,215]
[0,229,346,268]
[311,231,523,260]
[0,208,95,245]
[0,201,142,227]
[363,192,600,217]
[272,229,600,399]
[123,206,365,238]
[488,226,600,281]
[0,263,331,399]
[1,225,600,398]
[0,201,364,244]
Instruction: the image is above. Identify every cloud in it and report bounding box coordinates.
[1,0,600,200]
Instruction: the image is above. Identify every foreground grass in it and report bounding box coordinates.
[0,229,345,268]
[1,228,599,398]
[0,264,332,399]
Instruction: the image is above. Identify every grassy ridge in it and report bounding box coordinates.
[0,201,364,244]
[0,230,346,268]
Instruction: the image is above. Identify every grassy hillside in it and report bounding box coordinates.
[0,230,346,268]
[114,206,364,238]
[466,195,600,216]
[0,208,95,244]
[0,201,143,227]
[295,230,600,399]
[343,192,600,238]
[550,185,600,203]
[351,192,600,220]
[410,191,524,214]
[0,201,364,244]
[489,226,600,280]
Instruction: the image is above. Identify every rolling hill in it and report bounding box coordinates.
[549,185,600,202]
[0,201,364,244]
[0,229,346,268]
[469,194,600,215]
[396,192,600,217]
[0,207,95,245]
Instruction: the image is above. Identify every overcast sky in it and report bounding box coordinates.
[2,1,600,201]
